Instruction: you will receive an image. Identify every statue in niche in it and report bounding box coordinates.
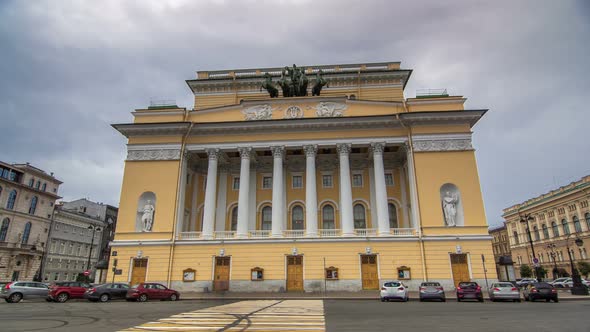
[141,200,155,232]
[442,191,459,226]
[260,73,279,98]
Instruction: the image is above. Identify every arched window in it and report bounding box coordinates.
[573,216,582,233]
[291,205,304,230]
[29,196,38,215]
[261,206,272,230]
[586,213,590,230]
[0,185,3,198]
[35,181,40,189]
[533,226,540,241]
[542,224,549,239]
[41,183,47,191]
[322,205,335,229]
[28,178,34,187]
[0,218,9,241]
[513,231,519,245]
[22,222,31,244]
[353,204,366,229]
[230,206,238,231]
[6,190,17,210]
[388,203,398,228]
[552,221,559,237]
[562,219,570,235]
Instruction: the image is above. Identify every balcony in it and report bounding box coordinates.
[176,228,418,241]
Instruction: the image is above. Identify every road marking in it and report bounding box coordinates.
[121,300,325,331]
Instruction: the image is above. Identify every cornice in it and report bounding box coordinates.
[112,122,191,138]
[400,110,487,128]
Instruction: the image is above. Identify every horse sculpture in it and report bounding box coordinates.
[260,73,279,98]
[312,70,328,96]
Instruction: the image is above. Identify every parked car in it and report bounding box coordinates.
[126,283,180,302]
[488,282,521,302]
[550,277,571,288]
[0,281,50,303]
[516,278,538,288]
[47,282,91,303]
[380,281,409,302]
[523,282,558,302]
[85,283,131,302]
[456,282,483,302]
[418,282,446,302]
[564,278,590,288]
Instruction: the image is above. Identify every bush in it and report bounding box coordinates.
[520,264,533,278]
[578,262,590,278]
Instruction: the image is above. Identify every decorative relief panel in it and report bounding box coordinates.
[311,102,348,117]
[242,104,273,121]
[412,139,473,152]
[127,149,181,161]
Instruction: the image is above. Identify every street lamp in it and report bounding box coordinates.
[520,214,542,280]
[546,243,559,279]
[565,235,588,295]
[86,225,101,279]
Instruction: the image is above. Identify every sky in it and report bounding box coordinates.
[1,0,589,227]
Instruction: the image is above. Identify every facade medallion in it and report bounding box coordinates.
[284,106,303,119]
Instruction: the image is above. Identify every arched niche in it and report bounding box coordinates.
[136,192,156,232]
[440,183,464,227]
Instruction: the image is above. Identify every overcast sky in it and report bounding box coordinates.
[1,0,588,227]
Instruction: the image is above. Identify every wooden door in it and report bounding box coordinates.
[214,257,230,291]
[450,254,470,287]
[130,258,148,285]
[286,255,303,291]
[361,255,379,290]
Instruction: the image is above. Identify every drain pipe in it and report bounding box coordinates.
[166,110,194,288]
[396,105,428,282]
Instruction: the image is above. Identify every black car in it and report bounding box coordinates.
[84,283,130,302]
[523,282,558,302]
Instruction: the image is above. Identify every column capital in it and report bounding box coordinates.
[303,145,318,158]
[206,148,221,161]
[271,146,285,159]
[370,142,386,155]
[238,147,253,160]
[336,143,351,155]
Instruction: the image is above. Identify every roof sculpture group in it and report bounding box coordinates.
[261,64,328,98]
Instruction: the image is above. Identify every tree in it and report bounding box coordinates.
[520,264,533,278]
[537,266,547,279]
[578,261,590,278]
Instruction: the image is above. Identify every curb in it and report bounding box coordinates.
[180,296,590,301]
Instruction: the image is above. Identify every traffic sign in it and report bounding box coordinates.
[83,270,90,276]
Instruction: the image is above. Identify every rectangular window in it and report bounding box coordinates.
[385,173,394,186]
[292,175,303,189]
[322,175,333,188]
[352,174,363,187]
[232,177,240,190]
[262,176,272,189]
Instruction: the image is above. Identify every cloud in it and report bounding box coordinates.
[1,0,588,225]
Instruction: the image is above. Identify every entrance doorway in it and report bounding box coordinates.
[130,258,148,285]
[286,255,303,291]
[361,254,379,290]
[450,254,470,287]
[214,256,231,291]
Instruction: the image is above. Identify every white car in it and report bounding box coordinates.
[564,278,590,288]
[550,278,571,288]
[380,281,409,302]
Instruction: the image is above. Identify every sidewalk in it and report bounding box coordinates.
[181,289,590,301]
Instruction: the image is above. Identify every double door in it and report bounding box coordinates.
[131,258,148,286]
[286,255,303,291]
[214,257,231,291]
[361,255,379,290]
[450,254,470,287]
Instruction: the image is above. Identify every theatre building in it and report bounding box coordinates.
[109,61,496,292]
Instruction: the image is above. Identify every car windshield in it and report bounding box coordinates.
[384,282,401,287]
[421,282,440,287]
[459,282,477,288]
[495,283,514,288]
[533,282,553,289]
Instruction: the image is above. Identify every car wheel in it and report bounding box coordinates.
[478,297,484,303]
[404,296,409,302]
[169,294,178,301]
[441,298,446,302]
[516,299,522,303]
[46,298,53,302]
[545,298,550,303]
[524,295,529,301]
[56,293,69,303]
[457,297,461,302]
[9,293,23,303]
[380,297,385,302]
[138,294,148,302]
[99,294,110,303]
[553,298,559,303]
[419,298,424,302]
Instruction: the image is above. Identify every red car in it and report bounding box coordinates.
[126,283,179,302]
[456,281,484,302]
[47,282,91,303]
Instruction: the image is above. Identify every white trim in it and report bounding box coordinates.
[256,200,272,211]
[291,173,304,189]
[127,143,182,151]
[406,98,467,106]
[353,198,371,210]
[226,201,238,214]
[132,111,185,116]
[318,199,339,211]
[352,171,364,188]
[411,133,472,141]
[287,200,306,211]
[186,137,407,151]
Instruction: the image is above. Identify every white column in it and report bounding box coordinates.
[337,143,354,236]
[400,166,410,228]
[175,154,188,235]
[271,146,285,237]
[371,142,390,235]
[304,145,318,237]
[202,149,219,239]
[406,143,421,229]
[189,172,199,232]
[236,147,251,238]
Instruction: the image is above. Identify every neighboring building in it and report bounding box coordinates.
[503,175,590,279]
[0,161,62,282]
[489,224,515,281]
[109,61,496,292]
[42,199,117,283]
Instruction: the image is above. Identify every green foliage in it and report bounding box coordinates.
[578,261,590,278]
[520,264,533,278]
[537,266,547,279]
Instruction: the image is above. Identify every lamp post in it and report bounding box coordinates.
[520,214,542,280]
[86,225,101,281]
[565,235,588,295]
[546,243,559,279]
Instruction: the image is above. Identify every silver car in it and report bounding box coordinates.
[0,281,50,303]
[489,282,521,302]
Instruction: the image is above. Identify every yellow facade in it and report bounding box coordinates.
[110,61,496,292]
